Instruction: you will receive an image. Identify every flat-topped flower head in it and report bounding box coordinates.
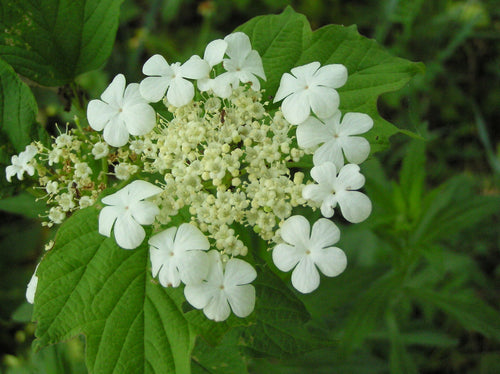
[99,180,162,249]
[87,74,156,147]
[272,216,347,293]
[6,144,37,182]
[219,32,266,91]
[184,250,257,321]
[149,223,210,288]
[297,111,373,168]
[302,162,372,223]
[139,54,210,106]
[274,62,348,125]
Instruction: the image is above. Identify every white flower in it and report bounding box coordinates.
[149,223,210,287]
[139,54,209,106]
[48,206,65,224]
[92,141,109,160]
[74,162,92,178]
[273,62,348,125]
[272,216,347,293]
[297,111,373,168]
[79,195,94,209]
[184,250,256,322]
[5,144,37,182]
[26,264,39,304]
[98,180,162,249]
[197,39,229,95]
[87,74,156,147]
[217,32,266,92]
[302,162,372,223]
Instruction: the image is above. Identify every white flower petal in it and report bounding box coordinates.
[340,112,373,136]
[291,256,320,294]
[181,55,210,80]
[143,54,171,76]
[123,103,156,136]
[335,164,365,190]
[243,50,266,80]
[178,251,209,285]
[26,266,39,304]
[167,78,194,107]
[126,180,163,201]
[296,116,329,148]
[5,165,16,182]
[340,136,371,165]
[313,140,345,168]
[149,227,176,250]
[184,283,214,309]
[224,258,256,287]
[290,62,320,82]
[302,184,331,204]
[114,214,146,249]
[87,100,115,131]
[309,85,339,119]
[130,201,159,225]
[310,218,340,249]
[310,162,337,186]
[274,72,299,102]
[139,76,170,103]
[226,284,255,318]
[280,215,310,246]
[224,32,251,62]
[336,190,372,223]
[174,223,210,252]
[204,39,227,67]
[313,246,347,277]
[98,205,122,237]
[281,90,310,125]
[149,247,170,278]
[101,74,125,106]
[272,243,303,272]
[312,64,348,88]
[158,260,181,287]
[210,73,234,98]
[103,116,129,147]
[203,291,231,322]
[320,195,337,218]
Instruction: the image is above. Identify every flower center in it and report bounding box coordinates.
[305,249,311,255]
[219,285,225,290]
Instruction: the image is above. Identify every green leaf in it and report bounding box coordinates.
[385,310,419,374]
[0,192,46,218]
[399,139,426,221]
[408,287,500,342]
[0,0,124,86]
[33,207,205,374]
[0,58,37,152]
[239,266,327,358]
[237,7,424,152]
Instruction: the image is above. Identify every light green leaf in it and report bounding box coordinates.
[0,58,37,152]
[237,7,424,152]
[0,0,124,86]
[408,287,500,342]
[33,207,204,374]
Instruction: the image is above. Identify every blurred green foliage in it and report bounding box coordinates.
[1,0,499,373]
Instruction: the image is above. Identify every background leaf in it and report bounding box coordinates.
[0,58,37,152]
[0,0,124,86]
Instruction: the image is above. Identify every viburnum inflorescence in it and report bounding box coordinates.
[7,31,374,322]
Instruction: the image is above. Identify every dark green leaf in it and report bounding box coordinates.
[0,0,124,86]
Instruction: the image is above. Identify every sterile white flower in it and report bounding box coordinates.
[217,32,266,92]
[197,39,229,95]
[272,215,347,293]
[98,180,162,249]
[87,74,156,147]
[297,111,373,168]
[302,162,372,223]
[273,61,348,125]
[184,250,256,322]
[5,144,37,182]
[139,54,209,106]
[26,264,39,304]
[149,223,210,287]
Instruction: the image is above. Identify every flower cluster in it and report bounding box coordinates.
[7,31,374,322]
